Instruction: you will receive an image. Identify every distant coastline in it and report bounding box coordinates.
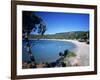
[29,31,89,40]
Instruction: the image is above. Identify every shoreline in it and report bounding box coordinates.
[59,39,89,66]
[23,39,89,68]
[30,39,89,66]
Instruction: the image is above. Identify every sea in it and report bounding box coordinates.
[22,40,76,63]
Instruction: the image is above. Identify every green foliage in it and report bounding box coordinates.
[63,49,76,58]
[23,11,46,39]
[29,31,89,40]
[64,49,68,56]
[67,51,76,57]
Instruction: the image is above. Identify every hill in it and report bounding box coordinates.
[29,31,89,40]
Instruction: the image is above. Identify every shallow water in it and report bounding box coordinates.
[22,40,76,63]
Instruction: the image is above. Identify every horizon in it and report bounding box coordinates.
[30,11,89,35]
[31,30,89,35]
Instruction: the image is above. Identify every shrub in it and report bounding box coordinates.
[67,51,76,57]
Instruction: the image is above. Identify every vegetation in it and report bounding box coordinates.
[22,11,46,64]
[58,49,76,67]
[66,51,76,57]
[62,49,76,58]
[22,11,46,35]
[22,11,88,68]
[29,31,89,40]
[22,49,76,68]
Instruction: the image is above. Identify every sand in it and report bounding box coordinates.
[41,39,89,66]
[30,39,89,66]
[63,40,89,66]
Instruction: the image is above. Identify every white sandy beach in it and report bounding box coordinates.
[66,40,89,66]
[39,39,89,66]
[30,39,89,66]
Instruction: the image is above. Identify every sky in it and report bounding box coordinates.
[32,11,89,34]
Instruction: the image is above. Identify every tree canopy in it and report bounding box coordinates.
[22,11,46,37]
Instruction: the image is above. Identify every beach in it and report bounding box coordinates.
[23,39,89,68]
[54,39,89,66]
[39,39,89,66]
[67,40,89,66]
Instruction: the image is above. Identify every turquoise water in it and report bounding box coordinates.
[22,40,76,63]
